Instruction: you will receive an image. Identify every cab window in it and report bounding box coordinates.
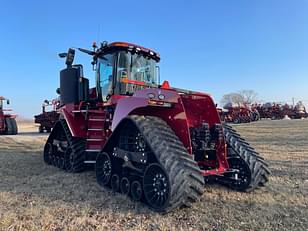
[97,54,114,101]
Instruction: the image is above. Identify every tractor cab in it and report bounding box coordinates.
[58,42,160,105]
[0,97,9,111]
[95,42,160,101]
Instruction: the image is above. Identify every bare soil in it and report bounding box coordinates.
[0,120,307,231]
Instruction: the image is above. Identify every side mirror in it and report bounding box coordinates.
[6,99,10,105]
[56,88,61,95]
[58,53,67,58]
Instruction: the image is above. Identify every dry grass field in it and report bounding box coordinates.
[0,120,307,231]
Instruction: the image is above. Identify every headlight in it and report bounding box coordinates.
[147,93,155,99]
[158,94,165,100]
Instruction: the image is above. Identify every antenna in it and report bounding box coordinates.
[97,24,102,43]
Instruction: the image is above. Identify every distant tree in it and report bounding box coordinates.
[221,90,258,107]
[238,90,258,104]
[220,93,245,107]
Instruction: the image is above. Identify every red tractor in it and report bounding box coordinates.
[34,99,60,133]
[44,42,270,212]
[0,96,18,135]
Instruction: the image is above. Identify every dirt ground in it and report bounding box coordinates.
[0,120,307,231]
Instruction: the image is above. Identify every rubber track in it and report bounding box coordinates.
[10,118,18,135]
[5,118,13,135]
[128,115,204,212]
[222,123,270,191]
[59,120,86,173]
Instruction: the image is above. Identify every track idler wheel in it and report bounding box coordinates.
[143,163,170,210]
[43,142,53,165]
[131,180,143,201]
[120,177,130,195]
[226,157,251,191]
[111,174,120,192]
[96,152,112,186]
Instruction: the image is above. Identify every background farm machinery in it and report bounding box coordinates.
[253,102,308,120]
[34,99,60,133]
[218,103,260,124]
[0,96,18,135]
[219,101,307,124]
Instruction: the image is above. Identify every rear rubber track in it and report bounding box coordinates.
[4,118,13,135]
[222,123,270,191]
[60,119,86,173]
[130,115,204,212]
[10,118,18,134]
[44,120,86,173]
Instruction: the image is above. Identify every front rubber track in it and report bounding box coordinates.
[128,115,204,212]
[222,123,270,191]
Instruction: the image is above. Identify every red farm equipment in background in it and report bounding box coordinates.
[0,96,18,135]
[43,41,270,212]
[34,99,60,133]
[219,103,260,124]
[254,102,308,120]
[256,102,285,120]
[288,101,308,119]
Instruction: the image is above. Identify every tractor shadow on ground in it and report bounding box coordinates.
[0,149,150,215]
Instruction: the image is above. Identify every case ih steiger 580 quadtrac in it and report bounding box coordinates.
[0,96,18,135]
[44,42,270,212]
[34,99,60,133]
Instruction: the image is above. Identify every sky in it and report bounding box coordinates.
[0,0,308,118]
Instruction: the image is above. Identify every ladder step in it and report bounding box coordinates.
[72,110,88,113]
[88,128,104,131]
[84,160,96,164]
[85,149,101,152]
[89,118,104,121]
[86,138,102,142]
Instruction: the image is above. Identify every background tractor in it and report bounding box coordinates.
[34,99,60,133]
[44,41,270,212]
[0,96,18,135]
